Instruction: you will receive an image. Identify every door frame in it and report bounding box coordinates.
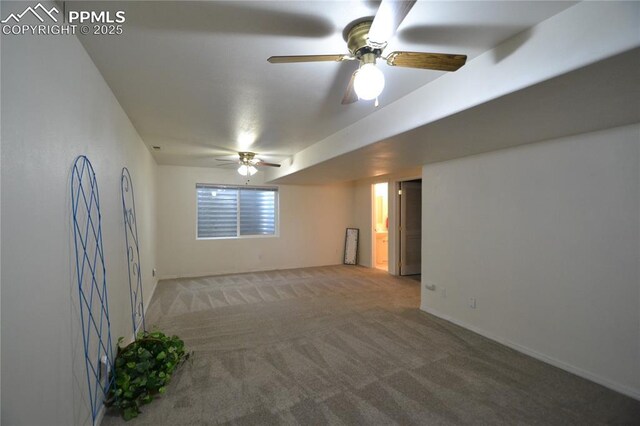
[392,176,422,276]
[371,182,389,271]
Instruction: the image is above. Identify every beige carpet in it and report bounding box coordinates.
[102,265,640,425]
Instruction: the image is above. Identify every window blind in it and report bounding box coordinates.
[196,184,277,238]
[240,187,276,235]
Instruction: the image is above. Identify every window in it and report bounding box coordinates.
[196,184,278,239]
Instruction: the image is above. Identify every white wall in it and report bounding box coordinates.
[1,4,158,424]
[157,165,354,278]
[421,123,640,399]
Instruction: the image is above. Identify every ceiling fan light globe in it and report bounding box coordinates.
[238,164,258,176]
[354,64,385,100]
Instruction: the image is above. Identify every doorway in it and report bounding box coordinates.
[398,179,422,276]
[372,182,389,271]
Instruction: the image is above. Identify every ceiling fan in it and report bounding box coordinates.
[215,151,281,176]
[267,0,467,105]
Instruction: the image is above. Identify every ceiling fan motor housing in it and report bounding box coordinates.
[346,20,384,60]
[239,151,256,164]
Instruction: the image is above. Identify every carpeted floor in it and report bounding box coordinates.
[102,265,640,425]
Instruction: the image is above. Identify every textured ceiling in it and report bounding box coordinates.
[77,1,574,167]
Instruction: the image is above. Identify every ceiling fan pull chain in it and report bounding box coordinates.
[375,97,380,108]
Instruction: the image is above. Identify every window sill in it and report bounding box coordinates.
[196,234,279,241]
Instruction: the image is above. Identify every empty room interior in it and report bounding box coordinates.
[2,0,640,425]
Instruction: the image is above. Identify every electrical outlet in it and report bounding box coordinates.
[441,288,446,298]
[469,297,476,309]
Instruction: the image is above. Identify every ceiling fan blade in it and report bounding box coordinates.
[268,54,349,64]
[386,51,467,71]
[256,161,281,168]
[368,0,416,46]
[341,71,359,105]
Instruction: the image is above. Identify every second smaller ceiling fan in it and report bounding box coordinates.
[215,152,281,176]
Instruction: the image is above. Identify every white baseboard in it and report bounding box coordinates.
[122,279,160,343]
[143,278,159,319]
[158,274,178,280]
[95,403,106,426]
[421,305,640,401]
[157,263,345,282]
[138,278,159,334]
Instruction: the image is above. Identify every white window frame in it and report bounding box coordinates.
[195,183,279,240]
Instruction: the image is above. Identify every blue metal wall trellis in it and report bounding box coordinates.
[70,156,115,424]
[120,167,146,336]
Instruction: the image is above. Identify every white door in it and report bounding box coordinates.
[400,180,422,275]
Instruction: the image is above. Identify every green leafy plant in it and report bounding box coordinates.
[107,330,191,420]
